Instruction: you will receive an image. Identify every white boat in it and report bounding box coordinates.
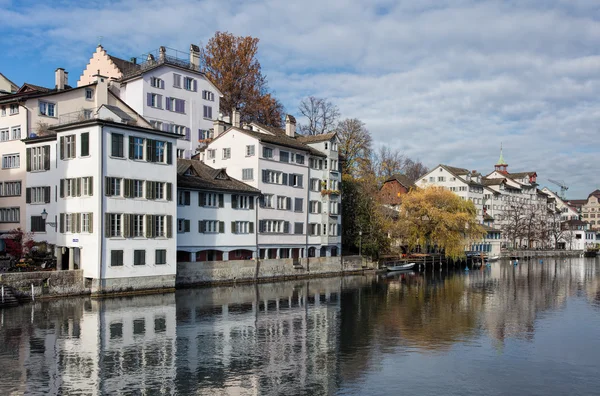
[386,263,416,272]
[486,255,500,262]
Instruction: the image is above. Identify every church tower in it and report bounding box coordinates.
[495,144,508,174]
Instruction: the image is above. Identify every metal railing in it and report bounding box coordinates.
[121,47,200,79]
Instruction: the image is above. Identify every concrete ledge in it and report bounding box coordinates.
[90,275,176,296]
[0,270,87,301]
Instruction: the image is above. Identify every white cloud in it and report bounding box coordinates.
[2,0,600,197]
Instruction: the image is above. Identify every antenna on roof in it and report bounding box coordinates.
[97,36,103,46]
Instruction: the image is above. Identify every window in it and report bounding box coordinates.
[173,73,181,88]
[242,168,254,181]
[207,149,215,159]
[134,250,146,266]
[330,159,338,171]
[246,145,255,156]
[0,106,5,116]
[150,77,163,89]
[154,215,167,237]
[27,186,50,204]
[31,216,46,232]
[263,147,273,159]
[28,146,49,171]
[178,191,190,206]
[130,137,144,160]
[289,174,303,187]
[106,177,121,197]
[0,128,8,141]
[130,214,144,237]
[11,126,20,140]
[81,213,92,233]
[39,101,56,117]
[260,220,289,234]
[166,97,186,113]
[232,221,253,234]
[202,90,215,101]
[232,194,254,209]
[111,250,124,266]
[81,132,89,157]
[0,208,19,223]
[183,77,196,91]
[294,222,303,234]
[154,182,165,200]
[310,178,322,192]
[429,177,435,182]
[331,142,338,151]
[108,214,122,237]
[148,93,162,108]
[329,179,339,190]
[262,194,274,209]
[330,201,340,215]
[177,219,191,233]
[200,192,223,207]
[150,120,163,130]
[111,133,124,157]
[199,220,224,233]
[203,105,212,119]
[199,129,213,140]
[277,196,292,210]
[10,104,18,115]
[309,223,320,236]
[222,148,231,159]
[294,198,303,212]
[85,88,93,100]
[155,249,167,265]
[310,201,322,214]
[296,154,305,165]
[280,151,290,163]
[262,170,284,184]
[2,153,19,169]
[1,181,21,197]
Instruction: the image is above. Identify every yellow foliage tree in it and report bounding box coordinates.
[397,186,486,259]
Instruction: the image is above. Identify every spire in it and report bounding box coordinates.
[496,143,507,166]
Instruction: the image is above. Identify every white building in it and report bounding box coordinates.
[176,159,260,261]
[204,113,342,260]
[38,117,180,292]
[78,45,222,160]
[559,220,596,250]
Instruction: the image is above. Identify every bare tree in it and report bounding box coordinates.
[298,96,340,135]
[336,118,372,176]
[372,145,405,180]
[547,212,564,249]
[403,158,429,181]
[501,202,526,248]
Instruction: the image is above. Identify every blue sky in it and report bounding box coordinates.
[1,0,600,198]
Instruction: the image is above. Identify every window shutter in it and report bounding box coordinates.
[44,186,50,203]
[180,100,186,113]
[60,136,65,160]
[298,175,303,188]
[185,127,190,140]
[249,222,254,234]
[185,220,190,232]
[193,80,197,92]
[44,145,50,170]
[124,214,130,238]
[76,178,81,197]
[262,170,267,183]
[89,177,93,196]
[129,136,134,159]
[81,133,89,157]
[286,197,292,211]
[288,173,293,186]
[282,173,288,185]
[166,215,172,238]
[199,192,205,206]
[219,221,225,233]
[157,95,162,109]
[232,194,238,209]
[231,221,236,234]
[60,213,65,234]
[249,196,255,210]
[146,181,154,199]
[166,183,173,201]
[146,215,154,238]
[104,213,110,237]
[218,194,224,208]
[259,220,265,233]
[123,178,130,198]
[284,222,290,234]
[25,188,31,203]
[105,177,111,196]
[199,220,205,233]
[166,97,171,111]
[184,191,190,205]
[26,148,31,172]
[146,139,153,162]
[89,213,93,232]
[76,213,81,233]
[147,93,152,106]
[167,142,173,164]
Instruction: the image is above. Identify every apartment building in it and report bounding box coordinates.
[204,113,342,259]
[78,44,222,159]
[0,69,148,237]
[580,190,600,230]
[0,72,18,95]
[176,158,260,261]
[33,117,180,292]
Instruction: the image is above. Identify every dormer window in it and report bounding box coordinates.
[185,168,194,176]
[216,171,228,180]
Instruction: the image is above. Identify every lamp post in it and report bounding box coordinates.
[358,228,363,260]
[41,209,57,229]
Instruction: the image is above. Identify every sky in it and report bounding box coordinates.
[1,0,599,198]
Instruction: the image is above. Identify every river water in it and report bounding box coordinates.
[1,258,599,396]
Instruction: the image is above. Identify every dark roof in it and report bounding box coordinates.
[108,55,139,73]
[231,126,326,158]
[588,189,600,198]
[508,171,536,179]
[482,178,506,186]
[384,173,416,189]
[296,132,337,144]
[482,224,501,232]
[18,83,51,93]
[562,219,587,226]
[441,164,470,175]
[177,159,260,194]
[483,213,494,221]
[0,83,94,105]
[101,104,134,122]
[567,199,587,206]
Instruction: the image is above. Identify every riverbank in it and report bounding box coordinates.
[0,255,374,305]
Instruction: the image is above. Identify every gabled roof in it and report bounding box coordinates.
[0,83,94,105]
[0,72,19,92]
[99,104,134,122]
[441,164,470,175]
[108,55,139,74]
[482,178,506,186]
[177,159,260,194]
[384,173,416,190]
[18,83,52,93]
[567,199,587,206]
[296,132,337,144]
[588,189,600,199]
[508,171,537,179]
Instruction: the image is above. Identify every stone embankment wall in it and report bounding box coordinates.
[501,250,584,259]
[176,256,371,287]
[0,270,86,301]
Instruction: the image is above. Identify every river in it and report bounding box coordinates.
[1,258,599,395]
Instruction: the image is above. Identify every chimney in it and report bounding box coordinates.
[159,46,166,62]
[55,68,67,90]
[92,70,109,107]
[190,44,200,69]
[285,114,297,137]
[232,108,240,128]
[130,57,137,65]
[147,53,155,63]
[213,120,225,137]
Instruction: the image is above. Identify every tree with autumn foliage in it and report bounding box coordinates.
[4,228,35,260]
[200,31,285,127]
[396,187,486,259]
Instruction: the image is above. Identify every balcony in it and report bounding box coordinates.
[57,107,144,127]
[121,47,200,80]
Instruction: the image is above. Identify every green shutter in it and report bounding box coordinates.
[146,215,154,238]
[89,177,93,196]
[249,222,254,234]
[129,136,134,159]
[123,214,130,238]
[199,192,205,206]
[105,177,111,196]
[76,178,81,197]
[60,179,65,198]
[59,213,65,233]
[81,132,89,157]
[167,142,173,164]
[219,221,225,233]
[25,188,31,203]
[44,186,51,203]
[166,215,172,238]
[89,213,93,233]
[123,178,130,198]
[105,213,110,237]
[184,220,190,232]
[249,196,254,210]
[199,220,205,233]
[232,194,238,209]
[218,194,224,208]
[146,139,152,162]
[231,221,236,234]
[26,148,31,172]
[60,136,65,160]
[166,183,172,201]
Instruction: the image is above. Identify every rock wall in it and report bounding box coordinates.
[0,270,86,300]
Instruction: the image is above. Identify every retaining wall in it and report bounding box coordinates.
[501,250,584,258]
[177,256,369,286]
[0,270,86,300]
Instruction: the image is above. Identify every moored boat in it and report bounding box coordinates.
[386,263,416,272]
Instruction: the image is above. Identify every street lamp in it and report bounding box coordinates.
[41,209,57,229]
[358,227,363,261]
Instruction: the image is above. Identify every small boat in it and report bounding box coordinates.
[486,255,500,262]
[386,263,415,272]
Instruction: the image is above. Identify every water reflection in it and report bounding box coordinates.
[1,258,599,395]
